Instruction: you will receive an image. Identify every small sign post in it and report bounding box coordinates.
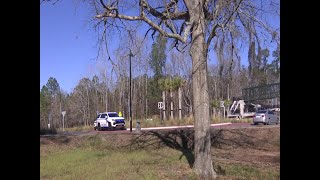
[220,101,225,120]
[62,111,66,132]
[158,102,163,124]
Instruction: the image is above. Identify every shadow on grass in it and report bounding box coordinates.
[126,128,272,170]
[40,128,57,135]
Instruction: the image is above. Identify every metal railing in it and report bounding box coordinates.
[242,83,280,101]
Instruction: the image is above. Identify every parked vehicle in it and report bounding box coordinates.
[94,112,126,130]
[253,109,280,125]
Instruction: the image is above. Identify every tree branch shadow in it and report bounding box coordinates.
[124,128,276,170]
[126,129,195,168]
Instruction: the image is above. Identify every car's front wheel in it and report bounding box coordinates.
[108,122,113,131]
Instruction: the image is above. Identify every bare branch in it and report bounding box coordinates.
[99,0,107,9]
[207,0,244,47]
[140,0,163,17]
[96,13,143,21]
[238,8,279,45]
[164,20,177,34]
[140,0,188,20]
[95,1,193,43]
[224,0,244,28]
[206,24,220,46]
[166,0,178,10]
[141,15,186,42]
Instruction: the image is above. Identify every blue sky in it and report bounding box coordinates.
[41,1,279,93]
[41,0,97,93]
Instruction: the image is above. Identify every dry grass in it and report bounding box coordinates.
[49,116,252,134]
[40,127,280,179]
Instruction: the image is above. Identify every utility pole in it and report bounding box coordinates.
[129,49,133,132]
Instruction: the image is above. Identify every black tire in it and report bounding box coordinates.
[108,122,112,131]
[94,127,96,131]
[253,123,258,125]
[97,123,101,131]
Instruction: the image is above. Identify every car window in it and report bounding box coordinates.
[108,113,119,117]
[268,111,274,115]
[96,115,100,119]
[100,114,106,118]
[256,110,267,113]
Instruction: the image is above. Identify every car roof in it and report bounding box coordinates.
[99,112,117,114]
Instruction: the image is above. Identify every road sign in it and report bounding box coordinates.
[158,102,163,109]
[220,101,224,108]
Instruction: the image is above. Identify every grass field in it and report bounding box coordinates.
[41,127,279,179]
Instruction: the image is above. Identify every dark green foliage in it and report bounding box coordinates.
[149,34,167,79]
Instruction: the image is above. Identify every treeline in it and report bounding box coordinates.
[40,34,279,130]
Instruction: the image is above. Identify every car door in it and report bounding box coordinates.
[94,114,101,126]
[268,110,276,123]
[266,110,271,124]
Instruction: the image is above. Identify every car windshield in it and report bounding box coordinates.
[108,113,119,117]
[256,110,267,114]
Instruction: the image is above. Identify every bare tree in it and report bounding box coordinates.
[43,0,279,178]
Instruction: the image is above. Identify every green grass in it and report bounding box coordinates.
[41,135,193,179]
[41,147,192,179]
[220,164,279,180]
[212,117,253,124]
[41,130,279,180]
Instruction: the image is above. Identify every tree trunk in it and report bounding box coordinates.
[188,1,217,178]
[145,76,148,120]
[119,76,122,115]
[170,90,174,119]
[105,89,108,112]
[86,86,90,126]
[178,87,182,120]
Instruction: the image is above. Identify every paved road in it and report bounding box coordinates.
[41,123,280,137]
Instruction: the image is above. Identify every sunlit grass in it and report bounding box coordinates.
[40,137,193,180]
[41,129,280,180]
[218,164,279,180]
